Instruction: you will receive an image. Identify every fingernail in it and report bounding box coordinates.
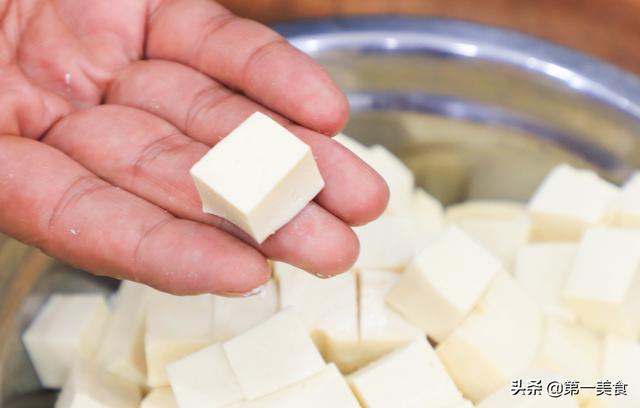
[218,283,267,298]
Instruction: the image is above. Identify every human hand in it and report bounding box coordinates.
[0,0,388,295]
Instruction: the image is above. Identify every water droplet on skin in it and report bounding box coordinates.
[64,73,72,87]
[69,228,79,236]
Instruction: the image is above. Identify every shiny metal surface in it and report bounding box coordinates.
[2,16,640,406]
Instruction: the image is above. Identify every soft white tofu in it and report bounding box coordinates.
[141,388,178,408]
[448,401,475,408]
[275,262,358,372]
[348,338,463,408]
[563,227,640,339]
[528,164,618,241]
[411,188,446,248]
[211,279,278,342]
[334,133,372,161]
[476,371,579,408]
[167,343,243,408]
[446,200,528,223]
[532,318,602,404]
[437,273,544,403]
[456,217,530,271]
[387,226,501,342]
[357,269,424,369]
[514,243,577,321]
[222,309,326,400]
[598,336,640,405]
[190,111,324,243]
[55,360,141,408]
[228,364,360,408]
[145,292,214,387]
[366,145,415,214]
[353,214,420,271]
[606,172,640,228]
[96,281,149,385]
[23,293,110,388]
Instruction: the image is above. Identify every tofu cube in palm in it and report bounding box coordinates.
[190,112,324,243]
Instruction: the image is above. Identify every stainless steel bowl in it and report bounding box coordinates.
[2,16,640,407]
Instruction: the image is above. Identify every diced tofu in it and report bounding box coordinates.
[356,269,424,370]
[446,200,527,223]
[514,243,577,320]
[563,228,640,339]
[55,360,141,408]
[606,172,640,228]
[23,293,110,388]
[437,273,544,402]
[411,188,446,247]
[476,371,579,408]
[275,263,358,372]
[229,364,360,408]
[532,319,602,404]
[366,145,415,214]
[334,133,372,161]
[145,292,214,387]
[348,338,463,408]
[96,281,149,385]
[211,280,278,342]
[448,401,475,408]
[387,226,501,342]
[599,336,640,405]
[167,343,243,408]
[190,111,324,243]
[141,388,178,408]
[528,165,618,241]
[353,215,420,271]
[222,309,325,399]
[456,217,530,271]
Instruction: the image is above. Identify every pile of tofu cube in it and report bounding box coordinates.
[22,134,640,408]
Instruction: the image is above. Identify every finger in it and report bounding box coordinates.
[145,0,348,135]
[106,60,389,225]
[42,105,359,276]
[0,136,269,295]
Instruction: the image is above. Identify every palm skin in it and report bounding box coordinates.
[0,0,388,295]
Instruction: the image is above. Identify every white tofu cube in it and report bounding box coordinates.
[437,273,544,402]
[532,319,602,404]
[446,200,528,223]
[514,243,577,320]
[55,360,141,408]
[167,343,243,408]
[606,172,640,228]
[528,165,618,241]
[211,279,278,342]
[368,145,414,214]
[141,388,178,408]
[563,228,640,339]
[190,112,324,243]
[23,293,110,388]
[449,401,475,408]
[357,269,424,368]
[229,364,360,408]
[275,262,358,372]
[353,214,420,271]
[412,188,446,247]
[145,292,214,387]
[348,338,463,408]
[456,217,530,271]
[387,226,501,342]
[96,281,149,385]
[476,371,579,408]
[599,336,640,405]
[222,309,325,399]
[334,133,372,160]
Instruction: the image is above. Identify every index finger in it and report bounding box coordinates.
[145,0,348,135]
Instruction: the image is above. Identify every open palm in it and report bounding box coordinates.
[0,0,388,295]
